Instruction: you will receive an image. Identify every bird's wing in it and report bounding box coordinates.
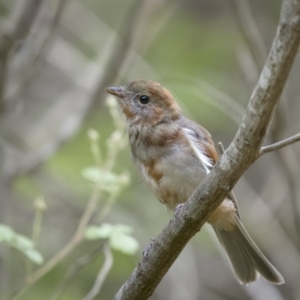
[178,116,219,173]
[179,116,241,217]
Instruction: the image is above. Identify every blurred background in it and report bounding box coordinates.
[0,0,300,299]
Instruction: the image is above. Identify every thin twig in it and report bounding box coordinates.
[50,246,104,300]
[0,35,12,113]
[11,184,102,300]
[82,243,113,300]
[91,0,147,106]
[230,0,300,245]
[162,76,245,125]
[13,101,127,297]
[0,0,43,113]
[276,149,300,245]
[27,0,69,75]
[27,186,100,284]
[229,0,267,68]
[188,79,245,125]
[0,1,43,298]
[8,0,70,107]
[260,132,300,156]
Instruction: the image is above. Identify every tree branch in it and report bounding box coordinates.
[12,182,102,300]
[26,184,101,285]
[7,0,70,110]
[82,244,113,300]
[260,132,300,156]
[0,0,43,113]
[115,1,300,299]
[230,0,300,247]
[229,0,267,68]
[50,246,104,300]
[91,0,148,106]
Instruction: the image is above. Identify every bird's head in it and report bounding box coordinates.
[105,80,181,125]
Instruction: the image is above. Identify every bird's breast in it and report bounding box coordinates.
[129,126,208,209]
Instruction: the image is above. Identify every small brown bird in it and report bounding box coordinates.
[106,80,284,285]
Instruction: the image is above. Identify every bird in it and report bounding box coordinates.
[105,79,284,285]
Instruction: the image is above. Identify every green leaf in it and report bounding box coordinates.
[85,223,139,255]
[24,248,44,265]
[85,223,135,240]
[85,226,102,240]
[113,224,134,235]
[110,232,139,255]
[85,223,113,240]
[81,167,116,193]
[0,224,15,242]
[81,167,129,194]
[14,234,34,250]
[0,224,43,265]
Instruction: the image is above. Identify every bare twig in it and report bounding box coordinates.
[271,125,300,243]
[260,132,300,156]
[90,0,169,106]
[236,45,259,86]
[0,34,12,113]
[91,0,148,106]
[115,1,300,298]
[12,99,127,298]
[82,243,113,300]
[0,0,43,113]
[27,0,69,74]
[185,79,245,125]
[27,186,100,284]
[276,148,300,242]
[230,0,300,245]
[11,184,102,300]
[50,246,104,300]
[162,76,245,125]
[0,1,43,298]
[8,0,70,107]
[229,0,267,68]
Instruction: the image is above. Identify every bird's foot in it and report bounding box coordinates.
[143,238,155,258]
[175,203,185,217]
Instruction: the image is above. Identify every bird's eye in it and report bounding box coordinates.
[139,95,150,105]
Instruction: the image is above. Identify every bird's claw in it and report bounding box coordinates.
[143,238,155,258]
[175,203,185,217]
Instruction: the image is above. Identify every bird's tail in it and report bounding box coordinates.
[213,217,284,285]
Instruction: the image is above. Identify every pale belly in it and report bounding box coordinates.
[139,152,208,209]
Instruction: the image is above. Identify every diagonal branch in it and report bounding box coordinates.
[12,182,102,300]
[114,1,300,299]
[229,0,267,68]
[82,243,113,300]
[230,0,300,247]
[7,0,70,109]
[91,0,148,106]
[50,246,104,300]
[260,132,300,156]
[0,0,43,114]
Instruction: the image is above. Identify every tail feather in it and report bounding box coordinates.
[214,217,284,285]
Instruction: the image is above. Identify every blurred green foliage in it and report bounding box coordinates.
[3,1,292,300]
[0,224,44,265]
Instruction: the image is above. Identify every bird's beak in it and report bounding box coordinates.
[105,86,125,99]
